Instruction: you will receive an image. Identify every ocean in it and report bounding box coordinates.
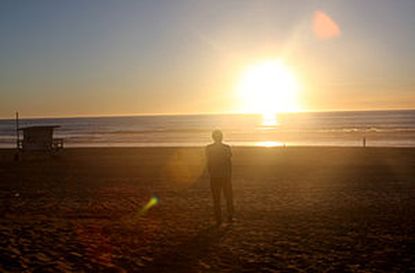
[0,110,414,148]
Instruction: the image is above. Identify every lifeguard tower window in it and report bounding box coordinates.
[18,126,63,152]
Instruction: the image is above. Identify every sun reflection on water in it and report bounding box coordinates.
[256,113,284,147]
[261,112,279,127]
[255,141,284,147]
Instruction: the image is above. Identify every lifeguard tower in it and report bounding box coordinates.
[14,112,64,155]
[17,126,63,152]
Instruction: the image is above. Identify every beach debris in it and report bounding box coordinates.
[141,256,154,262]
[199,261,211,269]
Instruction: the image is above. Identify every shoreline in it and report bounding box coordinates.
[2,145,415,160]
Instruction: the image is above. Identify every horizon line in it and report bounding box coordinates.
[1,107,414,121]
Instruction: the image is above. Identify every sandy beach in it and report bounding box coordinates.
[1,147,414,272]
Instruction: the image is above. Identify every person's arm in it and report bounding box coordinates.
[205,146,211,174]
[226,145,232,159]
[227,145,232,174]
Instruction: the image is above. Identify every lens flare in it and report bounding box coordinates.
[313,10,341,40]
[139,195,159,216]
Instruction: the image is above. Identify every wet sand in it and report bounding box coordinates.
[1,147,415,272]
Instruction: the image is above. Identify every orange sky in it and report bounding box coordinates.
[1,1,414,118]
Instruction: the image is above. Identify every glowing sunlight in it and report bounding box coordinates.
[237,59,301,119]
[261,112,279,127]
[255,141,284,147]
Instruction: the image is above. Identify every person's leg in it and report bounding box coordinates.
[223,176,234,221]
[210,178,222,225]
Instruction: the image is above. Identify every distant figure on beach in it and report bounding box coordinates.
[206,129,234,225]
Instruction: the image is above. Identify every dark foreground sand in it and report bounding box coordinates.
[0,147,415,272]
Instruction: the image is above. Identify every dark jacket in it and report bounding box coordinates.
[206,142,232,178]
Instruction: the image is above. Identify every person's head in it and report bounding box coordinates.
[212,129,223,143]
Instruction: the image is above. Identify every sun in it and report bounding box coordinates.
[236,59,301,118]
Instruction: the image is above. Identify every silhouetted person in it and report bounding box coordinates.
[206,130,234,225]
